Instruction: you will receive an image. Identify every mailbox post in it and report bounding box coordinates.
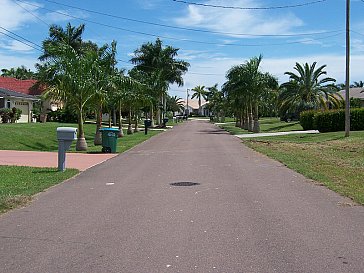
[144,119,152,135]
[57,127,77,172]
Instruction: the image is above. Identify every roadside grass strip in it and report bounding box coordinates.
[244,131,364,205]
[218,117,303,135]
[0,122,161,153]
[0,166,78,213]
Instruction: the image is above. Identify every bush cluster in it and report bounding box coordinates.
[299,110,317,130]
[47,107,78,123]
[0,107,22,123]
[300,108,364,132]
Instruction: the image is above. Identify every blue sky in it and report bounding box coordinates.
[0,0,364,98]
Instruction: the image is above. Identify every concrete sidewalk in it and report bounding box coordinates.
[236,130,319,138]
[0,150,116,171]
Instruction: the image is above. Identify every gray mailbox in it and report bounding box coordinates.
[57,127,77,172]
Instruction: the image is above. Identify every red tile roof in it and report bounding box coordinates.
[0,77,45,96]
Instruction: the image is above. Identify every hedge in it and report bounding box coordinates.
[300,108,364,132]
[299,110,317,130]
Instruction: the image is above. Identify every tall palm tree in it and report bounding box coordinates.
[90,41,118,145]
[206,84,226,122]
[279,62,341,116]
[191,85,207,115]
[130,38,189,125]
[39,23,85,61]
[223,56,277,132]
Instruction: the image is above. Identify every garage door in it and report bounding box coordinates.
[14,101,29,123]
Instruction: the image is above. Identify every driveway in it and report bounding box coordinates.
[0,120,363,272]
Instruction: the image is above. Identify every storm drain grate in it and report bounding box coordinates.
[170,182,200,187]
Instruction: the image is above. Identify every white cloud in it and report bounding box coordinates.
[174,0,303,37]
[0,0,40,30]
[0,52,38,70]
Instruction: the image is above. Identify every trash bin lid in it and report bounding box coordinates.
[99,127,120,132]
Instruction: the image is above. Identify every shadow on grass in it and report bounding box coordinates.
[31,169,58,174]
[19,141,58,152]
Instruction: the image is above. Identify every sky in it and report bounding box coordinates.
[0,0,364,98]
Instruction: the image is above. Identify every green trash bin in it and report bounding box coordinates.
[99,128,120,153]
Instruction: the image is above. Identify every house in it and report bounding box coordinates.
[0,77,42,123]
[0,77,61,123]
[338,88,364,107]
[181,99,210,116]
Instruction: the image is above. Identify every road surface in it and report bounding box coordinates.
[1,120,363,272]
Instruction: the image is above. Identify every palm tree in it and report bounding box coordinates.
[191,85,207,115]
[90,41,118,145]
[206,84,226,122]
[39,23,85,61]
[39,42,100,151]
[352,81,364,88]
[223,55,277,132]
[167,95,184,114]
[279,62,341,117]
[1,66,36,79]
[130,38,189,125]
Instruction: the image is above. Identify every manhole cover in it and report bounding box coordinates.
[170,182,200,187]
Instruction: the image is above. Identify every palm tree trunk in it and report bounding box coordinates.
[248,103,254,132]
[127,108,133,135]
[76,106,87,151]
[108,110,112,128]
[150,103,155,127]
[134,112,139,133]
[243,109,249,130]
[118,100,124,138]
[112,109,117,126]
[253,103,260,133]
[94,104,102,145]
[198,96,201,116]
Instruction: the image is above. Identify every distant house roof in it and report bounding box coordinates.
[0,77,44,96]
[181,99,208,110]
[338,88,364,100]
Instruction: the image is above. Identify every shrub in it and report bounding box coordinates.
[11,107,22,123]
[351,108,364,131]
[314,108,364,132]
[0,108,11,123]
[0,108,22,123]
[47,107,77,123]
[315,110,345,132]
[350,98,362,108]
[300,110,317,130]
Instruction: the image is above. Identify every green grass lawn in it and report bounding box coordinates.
[0,166,78,213]
[243,131,364,205]
[218,117,303,135]
[0,122,161,153]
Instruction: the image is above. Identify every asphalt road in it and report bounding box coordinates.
[1,120,363,273]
